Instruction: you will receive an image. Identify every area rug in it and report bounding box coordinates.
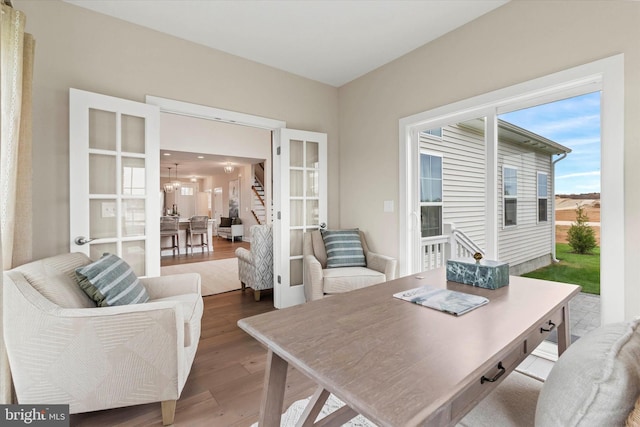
[161,258,241,296]
[250,394,377,427]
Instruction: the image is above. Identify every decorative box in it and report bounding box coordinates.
[446,257,509,289]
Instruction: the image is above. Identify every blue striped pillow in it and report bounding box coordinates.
[321,229,366,268]
[75,253,149,307]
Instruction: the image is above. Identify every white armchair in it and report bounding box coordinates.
[3,253,203,425]
[236,224,273,301]
[303,229,397,301]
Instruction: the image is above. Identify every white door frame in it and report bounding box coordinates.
[399,54,624,324]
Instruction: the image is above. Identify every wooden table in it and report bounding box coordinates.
[238,268,581,427]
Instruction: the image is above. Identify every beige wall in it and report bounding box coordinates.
[338,1,640,317]
[15,0,640,316]
[16,0,340,259]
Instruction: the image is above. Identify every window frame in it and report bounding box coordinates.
[503,165,518,228]
[419,150,444,237]
[537,171,549,223]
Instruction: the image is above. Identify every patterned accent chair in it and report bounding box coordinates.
[236,224,273,301]
[3,253,203,425]
[303,229,397,301]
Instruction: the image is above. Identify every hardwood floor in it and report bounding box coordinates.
[70,290,316,426]
[161,236,250,267]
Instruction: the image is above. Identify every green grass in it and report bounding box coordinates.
[522,243,600,294]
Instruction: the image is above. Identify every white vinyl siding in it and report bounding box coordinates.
[419,124,486,249]
[497,140,553,267]
[419,125,554,269]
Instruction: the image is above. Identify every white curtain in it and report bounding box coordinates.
[0,1,34,404]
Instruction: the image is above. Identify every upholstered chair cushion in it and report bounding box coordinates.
[323,267,386,295]
[535,318,640,426]
[75,253,150,307]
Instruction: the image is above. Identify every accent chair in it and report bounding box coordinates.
[236,224,274,301]
[3,252,203,425]
[303,229,397,301]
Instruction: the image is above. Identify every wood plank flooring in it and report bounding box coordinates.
[70,290,316,426]
[162,236,250,267]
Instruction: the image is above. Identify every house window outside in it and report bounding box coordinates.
[421,127,443,140]
[420,152,443,237]
[537,172,548,223]
[503,166,517,227]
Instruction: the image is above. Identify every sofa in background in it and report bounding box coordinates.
[3,253,203,425]
[218,216,243,241]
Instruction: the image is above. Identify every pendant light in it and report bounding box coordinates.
[172,163,181,190]
[163,167,174,193]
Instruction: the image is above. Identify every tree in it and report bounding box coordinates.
[567,204,597,254]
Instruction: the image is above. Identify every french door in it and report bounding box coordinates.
[69,89,160,277]
[273,129,327,308]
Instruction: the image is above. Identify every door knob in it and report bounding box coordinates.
[74,236,95,245]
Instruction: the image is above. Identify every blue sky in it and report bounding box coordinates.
[499,92,601,195]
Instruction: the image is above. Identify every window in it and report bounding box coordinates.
[537,172,548,223]
[503,166,517,227]
[420,152,443,237]
[421,127,443,140]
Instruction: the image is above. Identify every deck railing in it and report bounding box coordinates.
[420,223,485,271]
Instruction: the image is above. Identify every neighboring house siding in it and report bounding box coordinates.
[497,139,553,268]
[420,124,486,249]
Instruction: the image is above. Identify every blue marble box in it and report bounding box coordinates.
[446,258,509,289]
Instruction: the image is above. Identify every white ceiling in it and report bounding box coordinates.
[63,0,508,87]
[160,149,263,179]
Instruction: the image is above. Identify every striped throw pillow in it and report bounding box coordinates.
[75,253,149,307]
[321,229,366,268]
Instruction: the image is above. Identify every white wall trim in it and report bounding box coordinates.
[145,96,287,130]
[399,54,624,324]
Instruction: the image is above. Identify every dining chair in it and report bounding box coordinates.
[160,216,180,256]
[186,215,210,255]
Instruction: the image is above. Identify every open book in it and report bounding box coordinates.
[393,285,489,316]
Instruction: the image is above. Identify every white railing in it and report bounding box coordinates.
[422,235,449,271]
[451,228,485,259]
[420,223,485,271]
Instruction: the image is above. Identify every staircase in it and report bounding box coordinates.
[251,177,266,224]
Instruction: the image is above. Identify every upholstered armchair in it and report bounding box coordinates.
[3,253,203,426]
[236,224,273,301]
[458,318,640,426]
[303,229,397,301]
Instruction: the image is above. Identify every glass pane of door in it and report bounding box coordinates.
[288,138,323,287]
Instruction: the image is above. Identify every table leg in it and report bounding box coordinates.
[557,303,571,356]
[259,349,289,427]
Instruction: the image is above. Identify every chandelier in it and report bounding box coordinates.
[172,163,181,189]
[224,163,235,174]
[163,167,174,193]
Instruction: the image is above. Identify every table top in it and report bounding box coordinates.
[238,269,580,427]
